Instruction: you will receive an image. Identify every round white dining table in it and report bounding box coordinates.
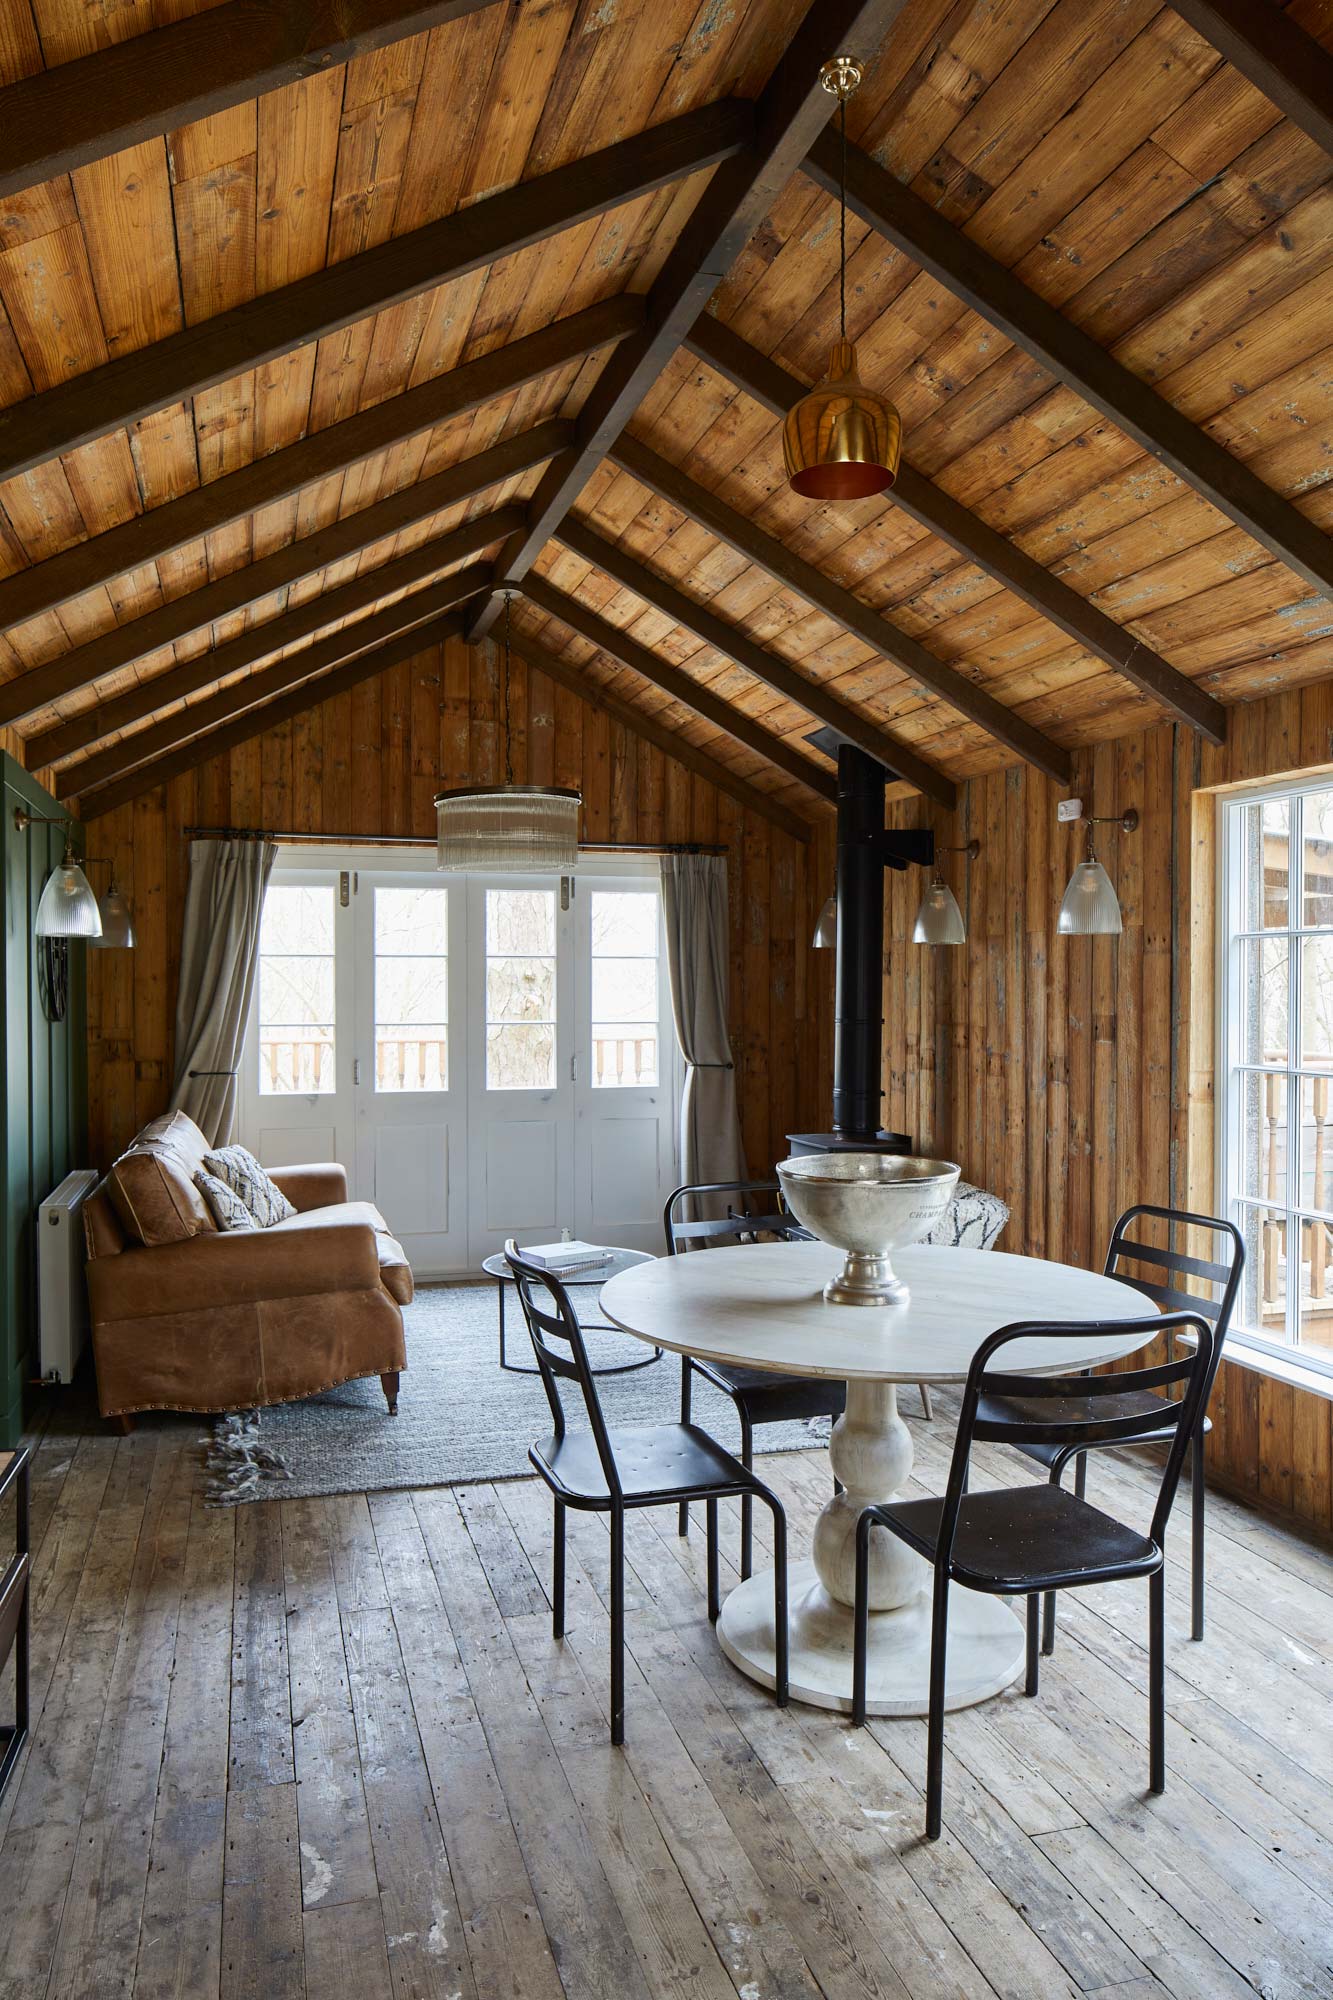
[600,1239,1152,1717]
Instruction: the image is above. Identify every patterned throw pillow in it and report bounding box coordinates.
[201,1145,296,1228]
[195,1169,260,1233]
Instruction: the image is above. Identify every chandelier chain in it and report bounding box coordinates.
[839,94,847,341]
[502,591,514,787]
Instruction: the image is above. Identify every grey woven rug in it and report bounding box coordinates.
[210,1280,828,1503]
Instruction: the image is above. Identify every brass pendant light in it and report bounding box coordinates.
[783,57,901,501]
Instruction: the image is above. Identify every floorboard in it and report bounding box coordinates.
[2,1391,1330,2000]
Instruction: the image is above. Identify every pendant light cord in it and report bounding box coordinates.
[839,93,847,341]
[502,592,514,786]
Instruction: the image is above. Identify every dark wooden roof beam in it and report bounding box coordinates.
[683,315,1226,742]
[521,575,838,806]
[553,517,958,805]
[464,0,912,639]
[0,99,747,484]
[1169,0,1333,159]
[804,130,1333,600]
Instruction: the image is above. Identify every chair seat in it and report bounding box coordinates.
[983,1386,1212,1469]
[872,1483,1160,1594]
[530,1422,756,1504]
[693,1358,846,1426]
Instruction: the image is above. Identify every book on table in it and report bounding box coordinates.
[520,1240,611,1275]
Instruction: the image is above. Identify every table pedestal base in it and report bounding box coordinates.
[717,1560,1027,1717]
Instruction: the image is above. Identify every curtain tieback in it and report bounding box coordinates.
[687,1060,734,1070]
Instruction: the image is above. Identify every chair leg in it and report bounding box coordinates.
[1191,1427,1206,1642]
[1073,1451,1087,1499]
[678,1362,693,1539]
[1149,1566,1165,1794]
[552,1500,566,1641]
[706,1498,720,1623]
[925,1570,950,1841]
[380,1370,400,1415]
[852,1510,873,1727]
[768,1496,789,1707]
[918,1381,933,1420]
[1041,1459,1067,1656]
[1025,1594,1040,1696]
[610,1509,626,1747]
[739,1412,754,1582]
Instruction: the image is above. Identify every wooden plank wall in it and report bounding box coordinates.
[73,631,832,1185]
[884,689,1333,1537]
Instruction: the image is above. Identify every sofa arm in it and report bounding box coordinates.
[267,1162,348,1211]
[87,1221,382,1322]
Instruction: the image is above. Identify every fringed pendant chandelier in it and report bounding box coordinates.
[435,594,582,872]
[783,56,901,501]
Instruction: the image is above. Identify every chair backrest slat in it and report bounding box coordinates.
[664,1180,800,1255]
[1105,1204,1243,1366]
[1113,1236,1234,1288]
[504,1241,623,1498]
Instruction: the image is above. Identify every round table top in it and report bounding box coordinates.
[482,1246,654,1286]
[599,1241,1153,1384]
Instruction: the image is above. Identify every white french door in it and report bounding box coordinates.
[239,851,679,1275]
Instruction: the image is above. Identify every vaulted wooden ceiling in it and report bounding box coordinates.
[0,0,1329,835]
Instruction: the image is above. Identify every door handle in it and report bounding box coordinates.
[353,1058,361,1086]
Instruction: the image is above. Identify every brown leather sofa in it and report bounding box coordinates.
[83,1111,410,1427]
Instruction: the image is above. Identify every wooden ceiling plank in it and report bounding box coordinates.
[16,511,520,747]
[683,316,1228,744]
[55,568,492,798]
[521,574,838,806]
[805,130,1333,600]
[0,100,748,485]
[71,611,471,820]
[464,0,913,639]
[553,515,959,805]
[511,627,813,843]
[0,0,504,200]
[16,420,567,740]
[0,298,637,637]
[1168,0,1333,159]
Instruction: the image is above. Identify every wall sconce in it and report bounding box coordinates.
[13,806,102,938]
[84,857,136,949]
[812,893,837,949]
[1057,800,1139,936]
[912,839,979,945]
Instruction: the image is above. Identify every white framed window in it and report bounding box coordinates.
[1219,775,1333,1381]
[589,887,661,1087]
[256,881,337,1095]
[374,884,449,1093]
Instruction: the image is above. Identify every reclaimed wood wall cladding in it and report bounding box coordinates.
[76,630,831,1187]
[883,682,1333,1536]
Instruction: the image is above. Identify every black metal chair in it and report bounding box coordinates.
[505,1240,789,1745]
[851,1311,1215,1840]
[1013,1205,1243,1653]
[666,1179,935,1579]
[0,1446,30,1805]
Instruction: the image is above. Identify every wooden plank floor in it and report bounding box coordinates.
[1,1392,1331,2000]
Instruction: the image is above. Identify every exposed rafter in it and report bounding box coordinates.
[0,101,746,485]
[0,0,502,200]
[1169,0,1333,159]
[684,316,1227,742]
[553,517,958,805]
[464,0,912,639]
[57,568,493,800]
[0,298,638,639]
[17,513,519,747]
[16,423,567,745]
[71,614,470,821]
[509,629,813,842]
[521,576,838,806]
[804,130,1333,600]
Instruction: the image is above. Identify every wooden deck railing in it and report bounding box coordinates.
[259,1031,658,1094]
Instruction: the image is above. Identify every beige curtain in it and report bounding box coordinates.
[170,838,277,1146]
[660,852,746,1192]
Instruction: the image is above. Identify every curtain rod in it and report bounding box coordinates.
[182,826,726,856]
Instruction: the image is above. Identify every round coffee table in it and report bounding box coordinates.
[601,1239,1150,1716]
[482,1247,661,1375]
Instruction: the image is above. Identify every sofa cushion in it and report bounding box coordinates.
[203,1144,297,1228]
[195,1169,261,1232]
[106,1111,217,1245]
[267,1200,414,1305]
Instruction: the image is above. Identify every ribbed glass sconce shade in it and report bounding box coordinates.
[35,854,102,938]
[812,892,837,948]
[435,785,581,872]
[93,884,135,948]
[1058,857,1122,936]
[913,878,966,945]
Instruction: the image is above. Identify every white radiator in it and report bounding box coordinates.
[38,1170,99,1384]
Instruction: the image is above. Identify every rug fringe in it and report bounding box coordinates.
[205,1410,291,1506]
